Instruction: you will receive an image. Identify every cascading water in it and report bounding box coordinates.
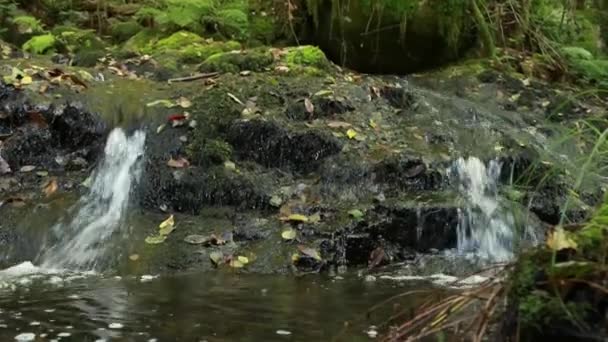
[451,157,525,262]
[40,128,146,270]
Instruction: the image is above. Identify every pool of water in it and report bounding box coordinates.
[0,267,419,341]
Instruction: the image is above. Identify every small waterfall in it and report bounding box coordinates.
[41,128,146,270]
[451,157,516,261]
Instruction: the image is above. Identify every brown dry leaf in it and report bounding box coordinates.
[297,245,322,261]
[304,98,314,114]
[167,157,190,168]
[5,196,26,208]
[327,121,352,129]
[368,247,386,270]
[43,178,58,197]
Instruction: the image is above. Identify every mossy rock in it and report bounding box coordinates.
[22,34,56,54]
[215,8,249,40]
[199,48,273,73]
[109,20,143,43]
[188,138,234,165]
[285,45,330,69]
[178,40,241,63]
[122,29,163,55]
[155,31,205,52]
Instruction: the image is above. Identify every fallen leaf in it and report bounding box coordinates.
[229,259,244,268]
[270,195,283,207]
[146,99,175,108]
[368,247,386,270]
[43,178,58,197]
[167,157,190,168]
[36,171,48,177]
[291,253,300,263]
[308,212,321,224]
[176,97,192,108]
[0,155,11,174]
[304,98,314,114]
[129,254,140,261]
[346,129,357,139]
[348,209,364,219]
[240,70,251,76]
[209,251,224,266]
[20,165,36,172]
[369,119,377,129]
[224,161,236,171]
[547,227,577,251]
[145,235,166,244]
[156,124,166,134]
[314,89,333,97]
[159,214,175,236]
[5,196,26,208]
[327,121,352,129]
[288,214,308,223]
[237,256,249,264]
[227,92,244,105]
[20,75,32,85]
[297,245,322,261]
[281,228,297,240]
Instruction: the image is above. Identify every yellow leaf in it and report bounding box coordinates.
[369,119,377,129]
[43,178,58,197]
[237,256,249,264]
[129,254,140,261]
[291,253,300,263]
[288,214,308,223]
[346,129,357,139]
[145,235,167,244]
[229,259,244,268]
[281,228,297,240]
[159,215,176,236]
[176,96,192,108]
[20,76,33,85]
[547,227,578,251]
[159,215,174,229]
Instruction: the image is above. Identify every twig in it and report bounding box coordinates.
[167,72,220,84]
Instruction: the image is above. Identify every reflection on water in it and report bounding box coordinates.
[0,270,415,341]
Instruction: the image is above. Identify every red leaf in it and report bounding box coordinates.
[168,114,186,122]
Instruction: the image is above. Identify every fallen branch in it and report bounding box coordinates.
[167,72,220,84]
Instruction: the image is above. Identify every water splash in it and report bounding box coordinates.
[451,157,516,261]
[41,128,146,270]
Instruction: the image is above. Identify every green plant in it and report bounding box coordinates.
[22,33,55,54]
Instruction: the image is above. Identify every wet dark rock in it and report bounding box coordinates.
[285,96,354,120]
[227,119,342,174]
[326,203,459,267]
[381,86,417,109]
[1,125,53,169]
[373,156,444,192]
[49,103,107,150]
[140,162,275,214]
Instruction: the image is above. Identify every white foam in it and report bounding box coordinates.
[41,128,146,270]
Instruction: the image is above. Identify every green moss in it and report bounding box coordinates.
[22,34,56,54]
[199,48,273,73]
[155,31,205,51]
[122,29,162,55]
[285,46,329,69]
[110,20,143,43]
[188,138,234,165]
[215,8,249,40]
[178,40,241,63]
[249,15,276,44]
